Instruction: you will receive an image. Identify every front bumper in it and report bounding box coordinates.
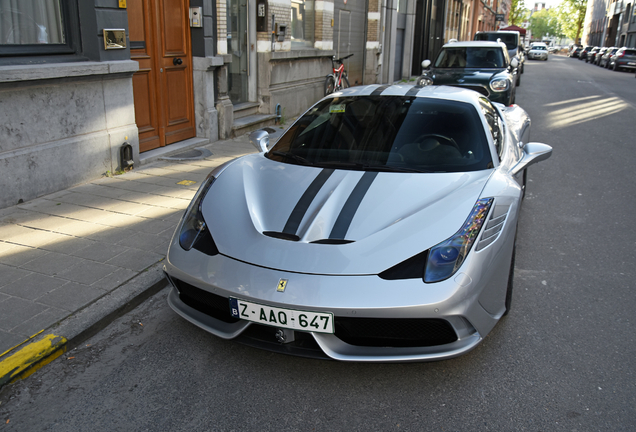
[164,224,515,362]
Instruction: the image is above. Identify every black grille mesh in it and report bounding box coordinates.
[335,317,457,347]
[172,278,239,323]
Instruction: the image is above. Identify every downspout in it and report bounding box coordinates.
[380,0,387,83]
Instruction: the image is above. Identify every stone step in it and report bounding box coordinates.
[232,102,261,120]
[231,114,278,138]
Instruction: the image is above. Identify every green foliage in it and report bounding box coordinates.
[509,0,530,26]
[556,0,587,43]
[529,8,563,40]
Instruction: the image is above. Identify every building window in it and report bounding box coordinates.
[0,0,78,57]
[291,0,314,49]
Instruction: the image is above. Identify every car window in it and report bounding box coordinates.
[624,49,636,56]
[475,33,518,51]
[532,46,547,51]
[269,96,494,173]
[478,98,503,158]
[435,47,505,68]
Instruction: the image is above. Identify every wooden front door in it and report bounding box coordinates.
[128,0,195,152]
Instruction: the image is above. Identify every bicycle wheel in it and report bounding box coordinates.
[341,75,350,89]
[324,75,335,96]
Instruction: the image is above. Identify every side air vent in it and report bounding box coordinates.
[263,231,300,242]
[311,239,355,245]
[475,204,510,251]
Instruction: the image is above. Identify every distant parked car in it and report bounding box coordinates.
[579,46,594,61]
[609,47,636,71]
[569,46,582,58]
[586,47,600,63]
[599,47,618,68]
[594,47,609,65]
[527,43,549,61]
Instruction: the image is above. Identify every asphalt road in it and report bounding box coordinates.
[1,55,635,431]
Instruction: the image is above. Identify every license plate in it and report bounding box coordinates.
[229,298,334,334]
[628,62,636,66]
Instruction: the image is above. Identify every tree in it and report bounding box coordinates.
[509,0,530,26]
[528,8,563,41]
[556,0,587,44]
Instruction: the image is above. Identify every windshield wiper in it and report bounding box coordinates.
[270,151,313,166]
[319,161,431,173]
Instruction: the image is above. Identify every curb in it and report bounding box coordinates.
[0,261,169,388]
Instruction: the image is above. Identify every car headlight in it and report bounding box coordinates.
[417,76,433,86]
[490,79,509,92]
[424,198,493,283]
[179,174,216,251]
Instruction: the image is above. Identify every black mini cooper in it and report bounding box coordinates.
[417,41,519,106]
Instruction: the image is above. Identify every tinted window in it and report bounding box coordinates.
[435,47,505,68]
[623,49,636,56]
[269,96,493,173]
[475,33,518,50]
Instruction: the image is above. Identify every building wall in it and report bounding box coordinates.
[0,1,139,210]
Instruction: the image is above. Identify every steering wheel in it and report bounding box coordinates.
[415,134,460,151]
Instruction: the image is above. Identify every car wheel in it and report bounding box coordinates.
[613,62,619,72]
[503,238,516,316]
[516,73,520,87]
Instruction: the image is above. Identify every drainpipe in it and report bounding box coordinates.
[380,0,387,83]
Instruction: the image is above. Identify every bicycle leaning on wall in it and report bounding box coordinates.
[324,53,353,96]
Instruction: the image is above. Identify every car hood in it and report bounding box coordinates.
[202,154,492,275]
[430,68,506,86]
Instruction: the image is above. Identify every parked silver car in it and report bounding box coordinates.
[164,85,552,362]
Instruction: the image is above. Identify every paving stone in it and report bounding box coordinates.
[116,231,171,251]
[0,244,49,267]
[56,261,119,285]
[9,307,69,339]
[40,235,97,255]
[134,218,179,235]
[0,329,29,356]
[19,200,109,222]
[0,297,49,331]
[92,267,138,291]
[0,273,68,300]
[70,242,129,262]
[20,252,87,276]
[134,206,183,221]
[0,264,31,288]
[106,248,164,272]
[36,282,106,311]
[83,226,137,245]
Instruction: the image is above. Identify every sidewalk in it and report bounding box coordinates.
[0,131,276,386]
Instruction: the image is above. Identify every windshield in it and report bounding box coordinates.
[435,47,505,68]
[475,33,518,51]
[268,96,493,173]
[532,46,547,51]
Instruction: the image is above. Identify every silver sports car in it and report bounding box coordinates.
[164,85,552,362]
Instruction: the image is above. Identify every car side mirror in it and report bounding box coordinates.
[511,142,552,176]
[249,130,270,153]
[510,58,519,69]
[421,59,431,69]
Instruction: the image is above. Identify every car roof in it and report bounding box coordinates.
[442,40,506,50]
[330,84,487,108]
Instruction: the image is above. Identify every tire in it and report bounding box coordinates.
[516,73,520,87]
[521,169,527,200]
[613,62,619,72]
[324,75,335,96]
[503,241,516,316]
[341,75,350,90]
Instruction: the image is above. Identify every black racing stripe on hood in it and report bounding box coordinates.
[371,85,391,96]
[282,168,335,235]
[329,171,379,239]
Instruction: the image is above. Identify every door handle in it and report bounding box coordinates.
[173,57,183,66]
